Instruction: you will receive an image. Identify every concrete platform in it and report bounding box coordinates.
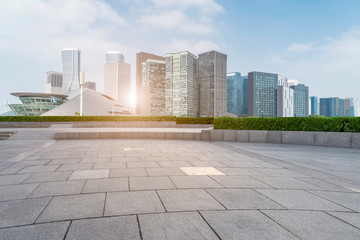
[0,136,360,239]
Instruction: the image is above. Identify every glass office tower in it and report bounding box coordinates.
[320,97,351,117]
[62,48,81,93]
[310,96,318,115]
[227,72,248,116]
[105,51,124,65]
[291,84,309,117]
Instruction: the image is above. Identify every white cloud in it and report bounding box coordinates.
[164,39,219,55]
[287,42,313,53]
[150,0,224,14]
[270,56,284,64]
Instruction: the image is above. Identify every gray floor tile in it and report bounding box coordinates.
[256,189,349,211]
[216,167,265,176]
[139,212,219,240]
[80,157,111,163]
[146,167,186,176]
[0,174,31,185]
[327,212,360,229]
[29,180,85,198]
[48,158,81,165]
[19,165,60,173]
[105,191,165,216]
[253,176,322,190]
[69,169,109,180]
[0,197,51,228]
[130,176,175,190]
[23,171,72,183]
[110,168,147,177]
[255,168,309,178]
[158,189,225,211]
[263,210,360,240]
[0,183,38,201]
[296,177,353,192]
[158,161,192,167]
[210,175,271,188]
[0,221,70,240]
[36,193,105,222]
[207,189,285,210]
[93,162,126,169]
[310,191,360,211]
[57,163,93,171]
[66,216,140,240]
[170,176,223,188]
[82,178,129,193]
[127,161,160,168]
[201,210,299,240]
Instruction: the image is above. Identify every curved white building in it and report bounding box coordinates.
[62,48,81,93]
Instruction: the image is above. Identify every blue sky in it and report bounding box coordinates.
[1,0,360,112]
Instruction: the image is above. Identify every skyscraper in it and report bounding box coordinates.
[320,97,351,117]
[104,52,131,108]
[136,52,165,115]
[105,51,124,65]
[227,72,248,116]
[45,71,63,94]
[248,72,287,117]
[291,84,309,117]
[165,51,198,117]
[83,81,96,91]
[198,51,227,117]
[310,96,318,115]
[140,59,166,116]
[277,86,294,117]
[62,48,81,93]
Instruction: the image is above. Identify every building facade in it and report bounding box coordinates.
[227,72,248,116]
[248,72,287,117]
[140,59,166,116]
[277,86,294,117]
[136,52,165,115]
[45,71,63,94]
[84,81,96,91]
[320,97,351,117]
[105,51,124,65]
[62,48,81,93]
[165,51,198,117]
[104,53,131,108]
[198,51,227,117]
[290,84,309,117]
[310,96,318,115]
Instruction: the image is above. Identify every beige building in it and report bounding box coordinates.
[45,71,63,94]
[165,51,198,117]
[198,50,227,117]
[103,52,131,109]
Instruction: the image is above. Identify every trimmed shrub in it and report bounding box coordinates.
[176,117,214,124]
[214,116,360,132]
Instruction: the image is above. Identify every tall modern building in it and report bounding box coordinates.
[227,72,248,116]
[277,86,294,117]
[165,51,198,117]
[198,51,227,117]
[136,52,165,115]
[320,97,351,117]
[290,84,309,117]
[248,72,287,117]
[45,71,63,94]
[62,48,81,93]
[84,81,96,91]
[105,51,124,65]
[104,52,131,108]
[310,96,319,115]
[140,60,166,116]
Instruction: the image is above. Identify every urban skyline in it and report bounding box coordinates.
[1,0,360,113]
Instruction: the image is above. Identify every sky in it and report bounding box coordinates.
[1,0,360,113]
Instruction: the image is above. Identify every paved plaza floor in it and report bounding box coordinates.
[1,137,360,239]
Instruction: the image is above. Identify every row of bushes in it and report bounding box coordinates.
[214,116,360,132]
[0,116,214,125]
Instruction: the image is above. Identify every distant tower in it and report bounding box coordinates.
[165,51,198,117]
[45,71,63,94]
[83,81,96,91]
[227,72,248,116]
[104,51,131,108]
[310,96,318,115]
[62,48,81,93]
[198,50,227,117]
[290,84,309,117]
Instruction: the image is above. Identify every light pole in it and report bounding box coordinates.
[80,70,84,116]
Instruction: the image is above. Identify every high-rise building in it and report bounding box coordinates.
[140,59,166,116]
[248,72,287,117]
[165,51,198,117]
[45,71,63,94]
[84,81,96,91]
[105,51,124,65]
[346,97,356,117]
[277,86,294,117]
[198,50,227,117]
[320,97,351,117]
[104,52,131,108]
[291,84,309,117]
[310,96,319,115]
[62,48,81,93]
[136,52,165,115]
[227,72,248,116]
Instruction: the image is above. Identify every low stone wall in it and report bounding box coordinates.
[0,121,213,129]
[202,130,360,149]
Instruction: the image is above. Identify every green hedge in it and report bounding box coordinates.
[0,116,214,125]
[214,116,360,132]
